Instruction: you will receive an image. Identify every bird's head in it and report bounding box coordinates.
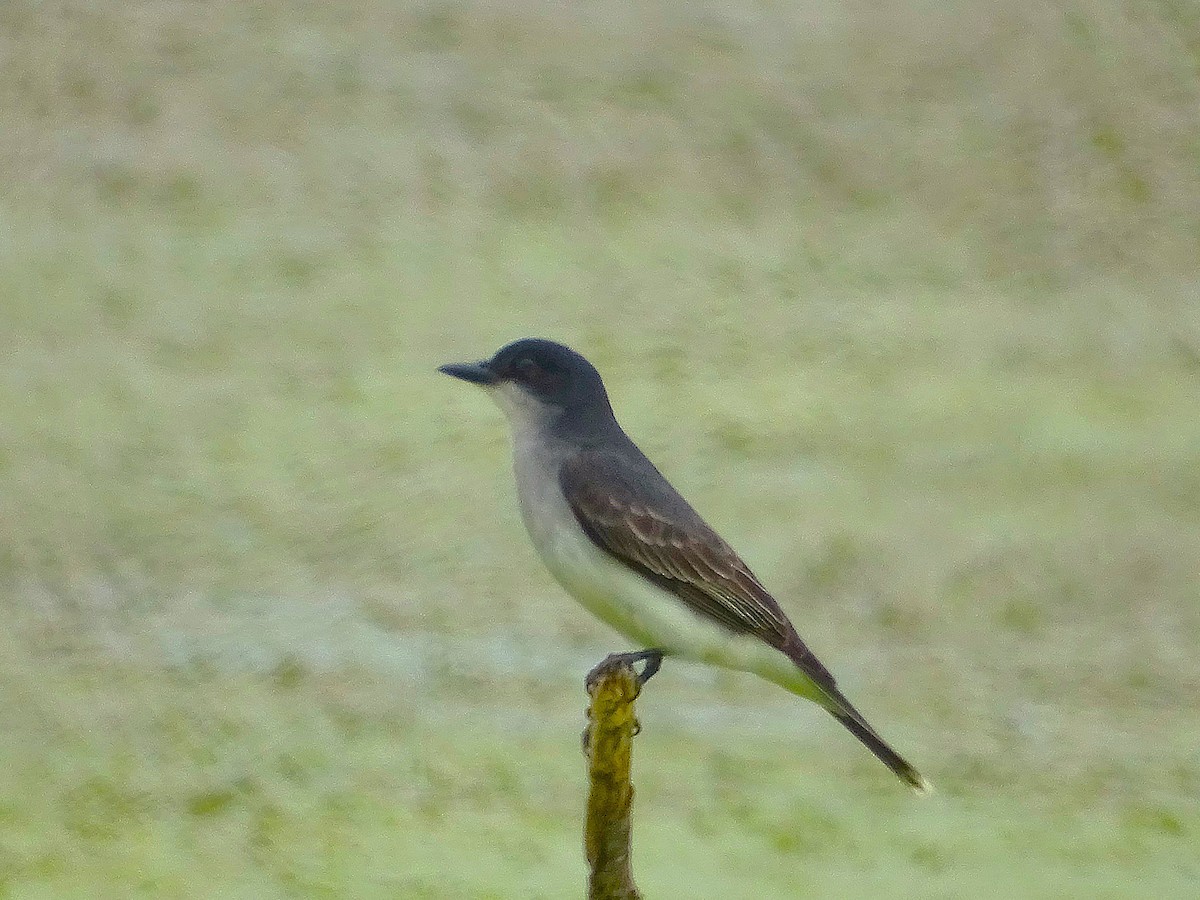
[439,338,611,429]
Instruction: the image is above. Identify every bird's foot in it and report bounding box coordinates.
[585,649,664,694]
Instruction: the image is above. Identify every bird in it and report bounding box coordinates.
[439,337,929,792]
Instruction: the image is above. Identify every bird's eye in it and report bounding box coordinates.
[513,356,562,394]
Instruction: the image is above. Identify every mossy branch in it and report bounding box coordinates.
[582,658,643,900]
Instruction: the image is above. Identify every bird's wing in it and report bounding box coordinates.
[559,447,800,651]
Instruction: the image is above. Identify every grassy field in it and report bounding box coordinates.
[2,1,1199,896]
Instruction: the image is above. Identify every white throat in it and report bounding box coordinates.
[486,380,560,440]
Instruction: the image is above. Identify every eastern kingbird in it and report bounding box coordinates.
[440,338,928,792]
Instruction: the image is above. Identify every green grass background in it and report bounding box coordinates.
[2,1,1199,896]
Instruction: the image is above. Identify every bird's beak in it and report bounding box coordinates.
[438,360,498,386]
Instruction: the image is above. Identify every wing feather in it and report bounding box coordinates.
[559,448,794,649]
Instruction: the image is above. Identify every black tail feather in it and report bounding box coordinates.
[831,706,930,794]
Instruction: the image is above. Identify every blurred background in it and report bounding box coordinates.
[2,1,1198,896]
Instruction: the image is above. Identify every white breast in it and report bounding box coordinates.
[511,435,665,646]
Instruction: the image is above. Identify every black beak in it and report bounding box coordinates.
[438,360,497,385]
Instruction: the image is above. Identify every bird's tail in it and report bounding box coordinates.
[828,699,931,794]
[768,639,930,792]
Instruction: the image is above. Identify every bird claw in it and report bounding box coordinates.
[585,649,664,693]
